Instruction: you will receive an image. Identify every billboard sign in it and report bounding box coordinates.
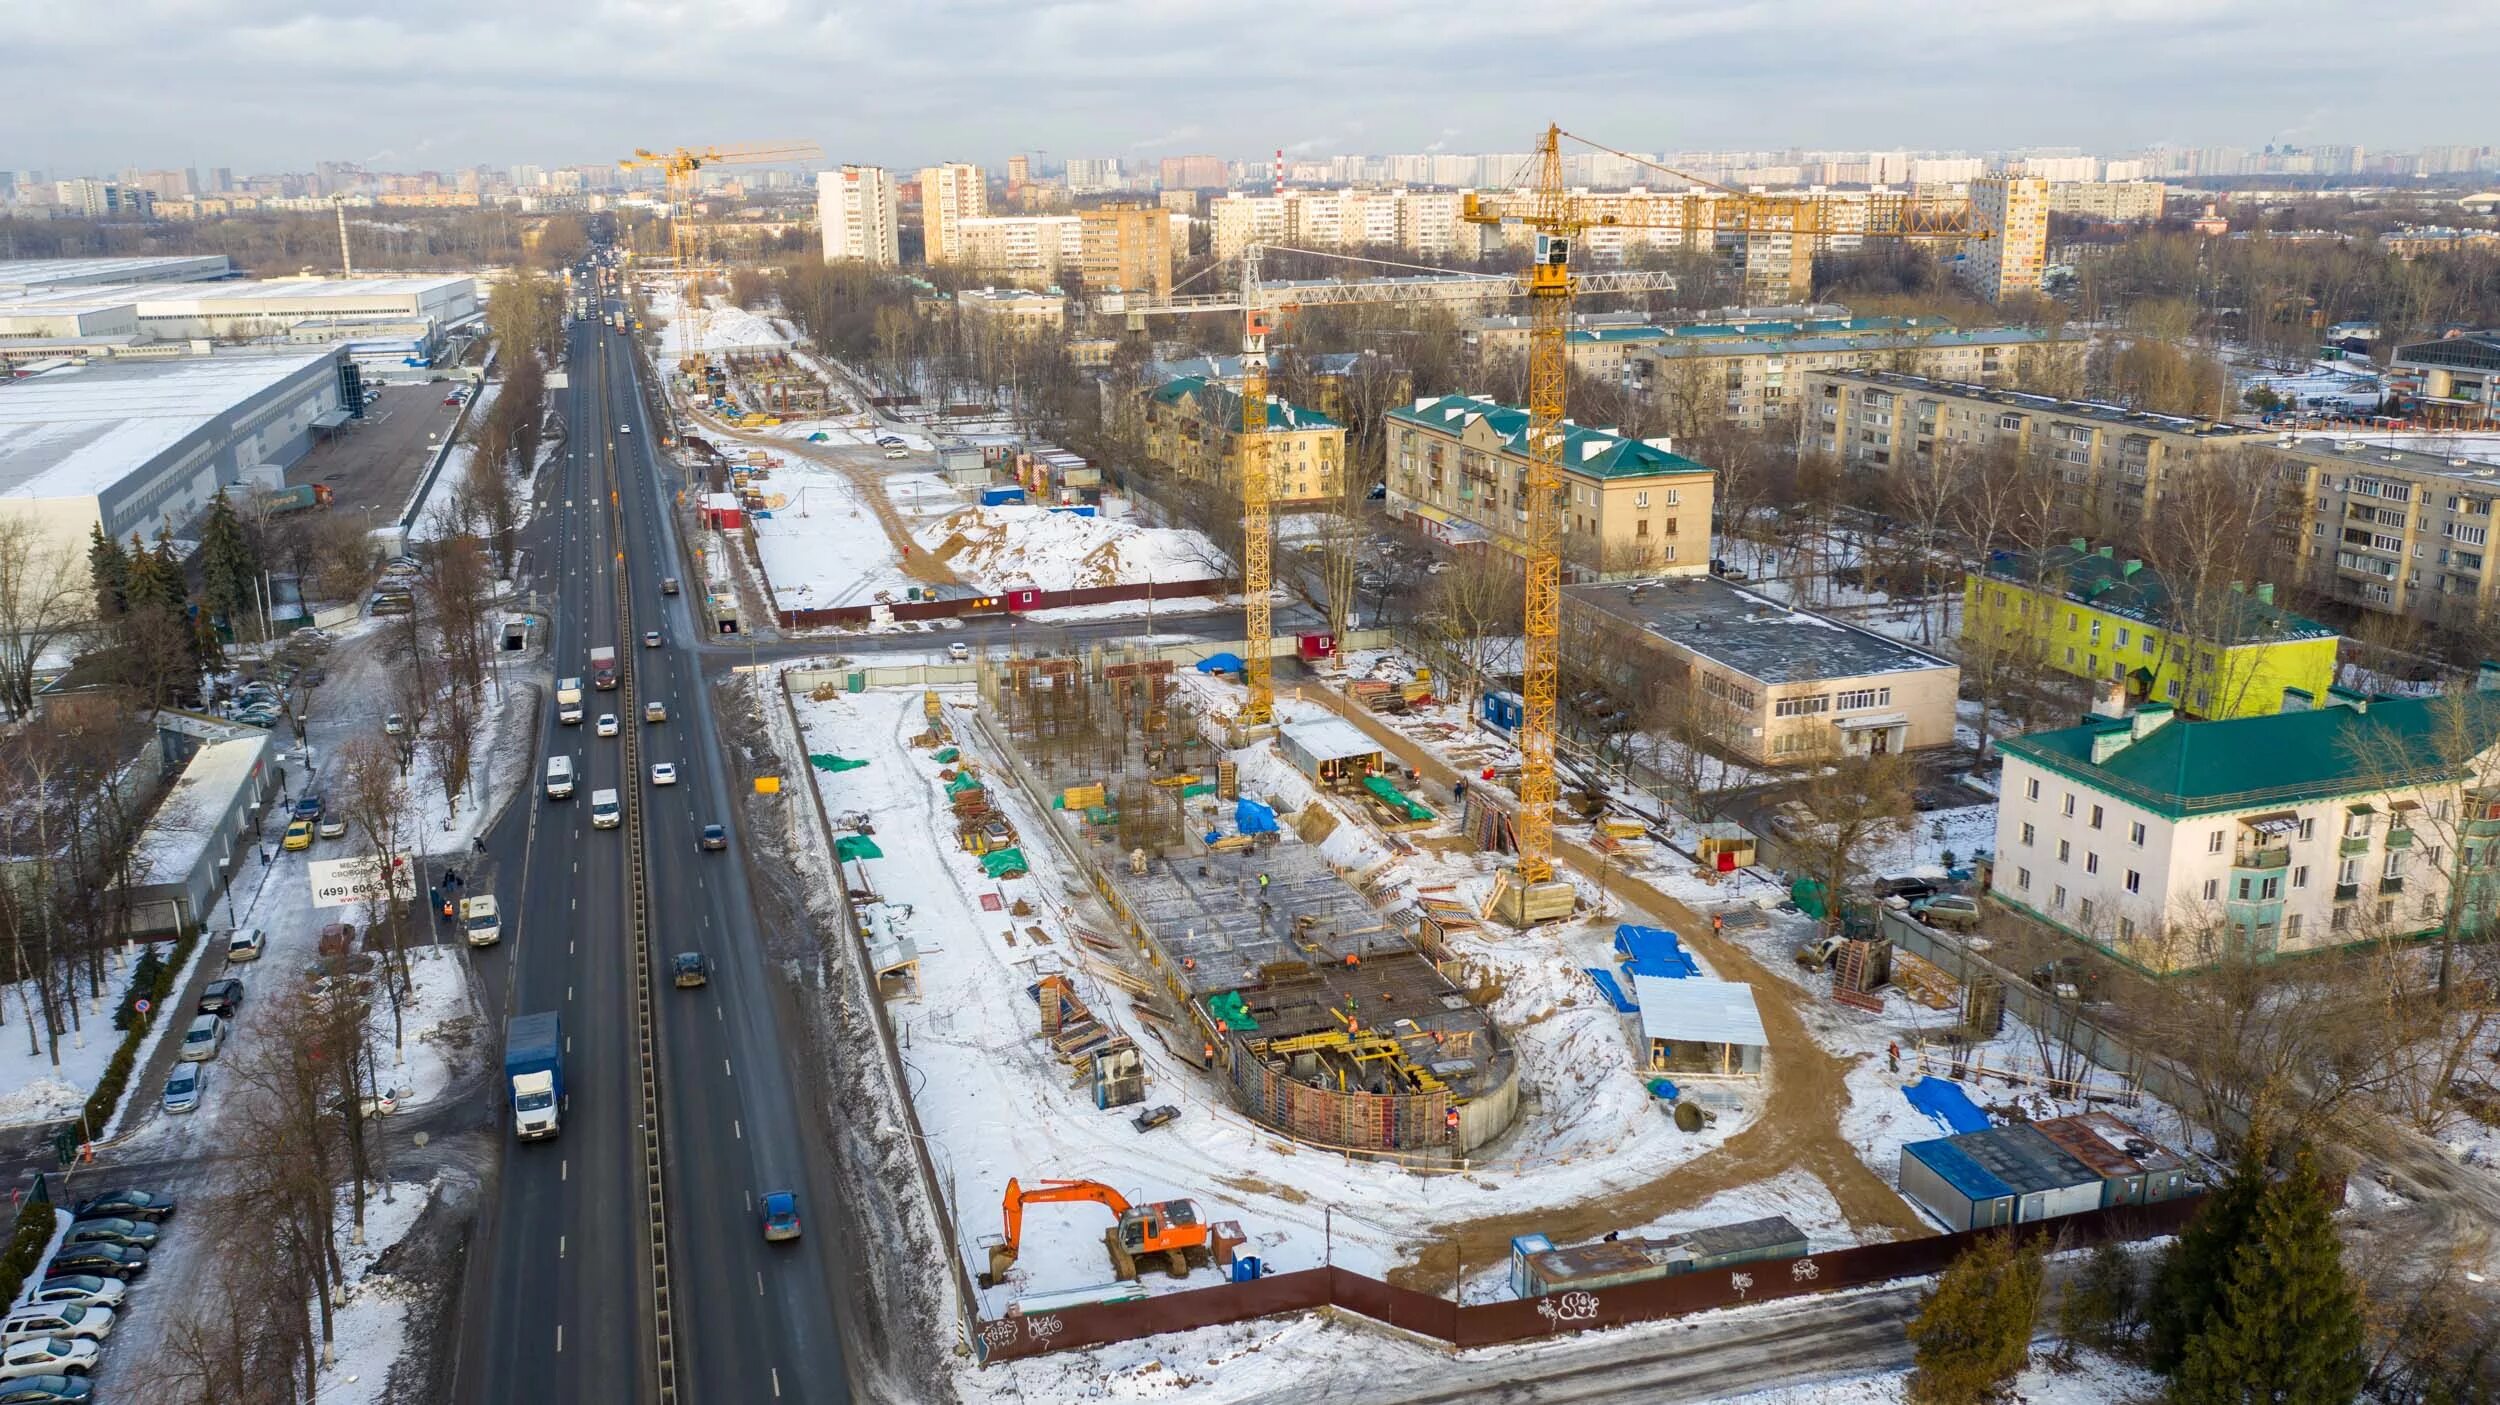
[308,852,414,911]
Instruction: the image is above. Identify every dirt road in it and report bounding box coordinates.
[694,412,962,589]
[1294,682,1932,1289]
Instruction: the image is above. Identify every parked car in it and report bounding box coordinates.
[196,979,243,1017]
[383,713,406,736]
[0,1339,95,1381]
[760,1190,802,1242]
[947,642,970,661]
[161,1062,204,1115]
[596,714,619,737]
[0,1304,112,1345]
[0,1373,94,1402]
[24,1280,121,1312]
[650,762,677,786]
[41,1246,141,1282]
[1910,894,1982,929]
[672,952,711,988]
[224,928,265,963]
[63,1219,157,1251]
[282,819,315,852]
[69,1191,172,1224]
[177,1014,225,1062]
[317,816,348,839]
[698,824,727,852]
[290,794,323,822]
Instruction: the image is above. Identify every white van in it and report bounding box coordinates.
[590,788,621,829]
[544,754,575,799]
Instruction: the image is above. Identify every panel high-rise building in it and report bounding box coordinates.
[818,166,901,266]
[1157,155,1227,191]
[1962,177,2049,304]
[916,162,987,263]
[1077,201,1174,296]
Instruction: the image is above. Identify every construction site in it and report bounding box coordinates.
[967,646,1520,1157]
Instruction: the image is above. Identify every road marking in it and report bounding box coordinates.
[556,1324,564,1353]
[562,1160,568,1182]
[568,985,574,1002]
[756,1270,766,1297]
[772,1368,782,1397]
[560,1234,567,1257]
[733,1119,742,1140]
[723,1058,733,1078]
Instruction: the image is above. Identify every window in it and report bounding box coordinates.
[2286,913,2303,942]
[2116,627,2131,649]
[1665,489,1680,506]
[2065,647,2078,666]
[2064,794,2079,818]
[2090,619,2102,645]
[2208,830,2226,854]
[2202,878,2220,901]
[2052,885,2068,911]
[2298,817,2315,841]
[1636,519,1650,537]
[2339,857,2361,884]
[1634,490,1650,509]
[2385,851,2403,879]
[2292,864,2308,888]
[2026,778,2040,801]
[2067,611,2079,630]
[2332,906,2350,932]
[2260,876,2280,900]
[1834,687,1892,711]
[2089,804,2104,830]
[2085,852,2100,875]
[2078,898,2095,926]
[2142,636,2156,656]
[1775,694,1831,718]
[2130,821,2146,845]
[2426,845,2444,867]
[2124,869,2141,894]
[2016,867,2032,890]
[2058,839,2072,862]
[2120,916,2137,943]
[2020,822,2036,846]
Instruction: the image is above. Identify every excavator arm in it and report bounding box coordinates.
[993,1177,1133,1276]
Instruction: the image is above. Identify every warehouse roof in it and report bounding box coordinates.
[1816,369,2260,438]
[0,350,338,501]
[1279,717,1380,764]
[1572,575,1955,686]
[132,733,269,889]
[124,275,474,307]
[0,255,232,293]
[1389,393,1710,480]
[2001,691,2500,818]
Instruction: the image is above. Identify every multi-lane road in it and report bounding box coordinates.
[455,293,860,1403]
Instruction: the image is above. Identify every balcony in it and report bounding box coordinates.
[2334,882,2361,902]
[2231,847,2291,872]
[2387,826,2415,850]
[2340,835,2374,856]
[2382,876,2407,895]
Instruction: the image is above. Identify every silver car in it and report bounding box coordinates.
[177,1014,225,1062]
[162,1061,204,1114]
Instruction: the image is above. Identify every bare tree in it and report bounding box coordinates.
[1419,547,1524,705]
[0,521,88,721]
[1790,750,1917,935]
[336,733,418,1038]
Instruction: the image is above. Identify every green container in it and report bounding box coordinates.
[846,671,866,693]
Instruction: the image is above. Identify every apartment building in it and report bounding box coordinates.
[1962,177,2050,303]
[816,166,900,266]
[1803,371,2262,533]
[2046,181,2167,223]
[916,162,987,263]
[2389,330,2500,421]
[1626,324,2053,427]
[1989,689,2500,972]
[1142,351,1412,431]
[1571,575,1960,764]
[1386,394,1713,579]
[1209,187,1470,261]
[953,287,1065,337]
[1965,542,2338,720]
[1141,375,1345,505]
[1077,202,1174,296]
[953,214,1080,285]
[2269,435,2500,628]
[1158,155,1227,191]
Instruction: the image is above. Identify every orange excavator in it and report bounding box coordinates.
[979,1177,1246,1287]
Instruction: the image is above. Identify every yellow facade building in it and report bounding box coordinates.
[1142,375,1345,506]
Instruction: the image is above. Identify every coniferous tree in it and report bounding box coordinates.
[196,489,260,639]
[2147,1137,2269,1372]
[86,524,129,619]
[1906,1231,2047,1405]
[2174,1149,2365,1405]
[2055,1240,2141,1360]
[123,531,183,615]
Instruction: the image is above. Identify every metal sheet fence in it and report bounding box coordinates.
[777,575,1231,630]
[973,1194,2205,1364]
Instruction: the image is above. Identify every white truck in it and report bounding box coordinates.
[590,788,621,830]
[556,677,584,725]
[460,894,502,947]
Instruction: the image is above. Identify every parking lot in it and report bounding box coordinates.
[283,382,471,528]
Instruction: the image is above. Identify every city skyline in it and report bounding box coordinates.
[5,0,2495,174]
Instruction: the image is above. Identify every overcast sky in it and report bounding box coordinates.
[6,0,2496,175]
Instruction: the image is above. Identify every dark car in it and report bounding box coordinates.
[698,824,727,852]
[196,979,244,1018]
[290,794,324,822]
[672,953,711,989]
[62,1218,158,1250]
[69,1190,173,1223]
[42,1246,142,1281]
[761,1190,801,1242]
[0,1375,93,1403]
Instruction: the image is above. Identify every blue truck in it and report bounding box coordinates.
[504,1012,564,1140]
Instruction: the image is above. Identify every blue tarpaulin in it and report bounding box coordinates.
[1196,652,1247,675]
[1234,798,1278,835]
[1903,1076,1991,1135]
[1583,967,1638,1013]
[1613,924,1700,980]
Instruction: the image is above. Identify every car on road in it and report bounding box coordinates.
[0,1373,94,1402]
[69,1191,173,1224]
[161,1061,204,1115]
[883,447,908,459]
[947,642,970,661]
[643,630,662,648]
[25,1280,122,1312]
[0,1339,95,1381]
[618,424,631,434]
[42,1247,141,1282]
[197,979,243,1018]
[644,700,667,723]
[0,1305,112,1346]
[596,713,619,737]
[177,1014,226,1062]
[661,577,681,595]
[698,823,727,851]
[282,819,314,851]
[61,1220,157,1252]
[318,815,348,839]
[224,928,265,963]
[290,794,323,822]
[1910,894,1983,930]
[384,712,406,736]
[760,1190,801,1242]
[338,1087,400,1118]
[649,762,678,786]
[672,952,711,988]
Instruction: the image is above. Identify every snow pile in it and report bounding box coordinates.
[918,505,1225,591]
[646,287,789,357]
[312,1178,437,1405]
[0,978,122,1127]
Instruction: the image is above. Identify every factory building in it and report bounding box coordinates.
[0,255,233,293]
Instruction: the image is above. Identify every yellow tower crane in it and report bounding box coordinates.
[617,140,824,383]
[1101,245,1677,730]
[1463,126,1994,925]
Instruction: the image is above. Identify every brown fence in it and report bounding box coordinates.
[973,1193,2206,1364]
[776,575,1230,630]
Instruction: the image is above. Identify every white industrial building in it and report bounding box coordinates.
[0,255,233,294]
[0,348,354,565]
[0,272,477,378]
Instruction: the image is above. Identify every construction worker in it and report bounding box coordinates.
[1257,872,1269,891]
[1711,913,1724,937]
[1887,1040,1901,1075]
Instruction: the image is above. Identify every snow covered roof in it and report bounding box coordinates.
[1632,975,1769,1050]
[0,349,340,501]
[0,255,232,293]
[1571,575,1955,685]
[1389,394,1709,480]
[1280,717,1380,764]
[132,734,269,888]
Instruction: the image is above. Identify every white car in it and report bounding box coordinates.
[0,1302,113,1344]
[177,1014,225,1063]
[383,713,406,736]
[225,928,265,963]
[618,424,632,434]
[318,816,348,839]
[650,762,678,786]
[596,714,619,737]
[25,1279,124,1311]
[0,1335,98,1379]
[947,642,970,661]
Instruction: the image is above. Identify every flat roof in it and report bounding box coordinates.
[1632,974,1769,1049]
[0,350,338,501]
[1919,1124,2101,1197]
[1571,575,1954,686]
[2281,433,2500,483]
[1280,717,1381,764]
[125,276,475,308]
[133,733,268,888]
[1816,369,2260,439]
[0,256,232,292]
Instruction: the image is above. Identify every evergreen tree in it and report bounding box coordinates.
[86,524,129,619]
[2055,1241,2140,1360]
[2174,1149,2365,1405]
[196,489,259,638]
[2147,1137,2269,1372]
[122,530,184,615]
[1906,1231,2047,1405]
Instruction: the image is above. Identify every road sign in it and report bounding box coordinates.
[309,853,416,910]
[133,999,150,1016]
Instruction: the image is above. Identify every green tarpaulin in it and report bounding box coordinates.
[1083,805,1120,827]
[933,747,960,765]
[810,753,869,773]
[980,847,1027,878]
[947,771,984,796]
[835,835,883,861]
[1181,782,1216,799]
[1206,991,1257,1032]
[1361,774,1435,822]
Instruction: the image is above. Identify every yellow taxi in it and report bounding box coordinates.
[282,819,315,851]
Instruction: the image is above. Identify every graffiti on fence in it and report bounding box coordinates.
[1790,1257,1821,1282]
[1536,1291,1602,1325]
[1729,1271,1753,1300]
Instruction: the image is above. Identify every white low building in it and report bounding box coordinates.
[1987,684,2500,973]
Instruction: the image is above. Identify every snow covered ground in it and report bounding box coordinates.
[407,379,502,542]
[0,975,133,1127]
[916,504,1225,592]
[2235,357,2382,414]
[645,286,790,359]
[745,459,927,610]
[312,1177,437,1405]
[1720,1345,2162,1404]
